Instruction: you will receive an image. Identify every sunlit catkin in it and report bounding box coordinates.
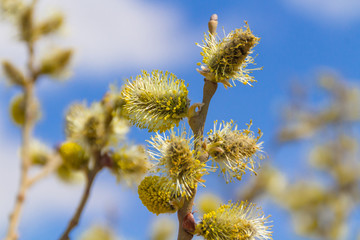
[207,120,263,183]
[197,23,260,88]
[147,128,207,198]
[121,70,190,133]
[138,176,179,215]
[196,201,272,240]
[2,60,26,86]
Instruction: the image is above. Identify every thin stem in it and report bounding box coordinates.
[59,165,101,240]
[26,154,62,188]
[177,14,218,240]
[177,80,217,240]
[58,171,98,240]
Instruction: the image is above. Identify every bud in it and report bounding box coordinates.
[196,201,272,240]
[208,14,218,35]
[36,12,64,36]
[59,141,89,170]
[9,94,25,126]
[138,176,180,215]
[29,140,51,166]
[40,48,73,76]
[121,70,190,133]
[2,60,26,86]
[9,93,40,126]
[19,5,34,42]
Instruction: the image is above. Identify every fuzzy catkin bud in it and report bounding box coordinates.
[19,5,34,42]
[59,141,89,170]
[9,94,26,126]
[2,60,26,86]
[138,176,178,215]
[197,23,260,88]
[9,94,41,127]
[40,48,73,76]
[29,140,51,166]
[121,70,190,133]
[36,12,63,36]
[196,201,272,240]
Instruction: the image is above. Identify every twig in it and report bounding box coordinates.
[58,156,102,240]
[177,14,219,240]
[26,154,62,188]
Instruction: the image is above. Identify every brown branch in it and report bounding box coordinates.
[59,164,101,240]
[26,154,62,188]
[177,80,217,240]
[5,2,38,238]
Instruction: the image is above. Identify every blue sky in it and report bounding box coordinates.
[1,0,360,239]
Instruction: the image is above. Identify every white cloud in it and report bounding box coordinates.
[282,0,360,24]
[0,0,191,74]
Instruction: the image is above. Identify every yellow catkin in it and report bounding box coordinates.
[59,141,88,170]
[9,94,26,126]
[207,120,263,183]
[197,23,260,88]
[138,176,178,215]
[121,70,189,133]
[147,128,208,198]
[196,201,272,240]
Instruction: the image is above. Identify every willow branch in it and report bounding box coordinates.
[58,153,103,240]
[5,5,37,239]
[177,14,218,240]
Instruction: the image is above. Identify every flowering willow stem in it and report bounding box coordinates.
[5,3,38,237]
